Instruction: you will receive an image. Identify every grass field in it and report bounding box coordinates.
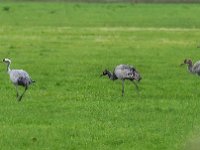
[1,2,200,150]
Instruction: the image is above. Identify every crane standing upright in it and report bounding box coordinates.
[3,58,35,101]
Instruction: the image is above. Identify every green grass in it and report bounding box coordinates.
[1,2,200,150]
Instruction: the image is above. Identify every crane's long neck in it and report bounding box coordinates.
[6,63,11,73]
[107,71,117,80]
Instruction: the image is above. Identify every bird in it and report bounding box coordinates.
[180,59,200,76]
[2,58,35,101]
[100,64,142,96]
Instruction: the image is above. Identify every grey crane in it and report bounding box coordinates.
[180,59,200,75]
[2,58,35,101]
[100,64,142,96]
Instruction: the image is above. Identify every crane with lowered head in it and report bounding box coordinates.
[180,59,200,76]
[101,64,142,96]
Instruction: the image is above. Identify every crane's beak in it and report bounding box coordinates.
[180,63,184,67]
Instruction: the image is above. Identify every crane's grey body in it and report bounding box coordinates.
[101,64,142,96]
[181,59,200,75]
[9,69,32,86]
[190,61,200,75]
[3,58,35,101]
[114,64,138,80]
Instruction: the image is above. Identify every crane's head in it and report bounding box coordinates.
[2,58,11,64]
[180,59,192,66]
[100,69,109,77]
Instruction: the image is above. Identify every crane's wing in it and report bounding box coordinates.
[114,64,136,79]
[10,69,32,85]
[12,69,30,78]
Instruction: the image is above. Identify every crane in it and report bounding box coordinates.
[3,58,35,101]
[101,64,142,96]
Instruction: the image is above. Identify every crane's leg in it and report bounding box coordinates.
[18,86,28,101]
[132,81,139,90]
[15,85,19,98]
[132,81,139,95]
[122,80,125,96]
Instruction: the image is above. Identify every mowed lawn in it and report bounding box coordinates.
[1,3,200,150]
